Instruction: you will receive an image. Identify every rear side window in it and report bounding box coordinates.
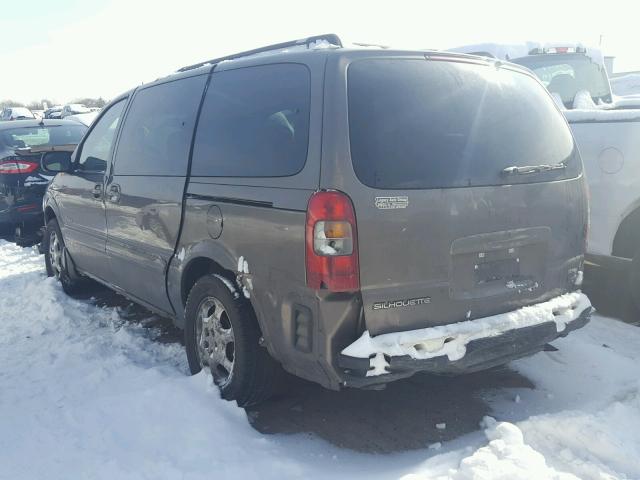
[191,63,310,177]
[113,75,207,176]
[348,58,579,189]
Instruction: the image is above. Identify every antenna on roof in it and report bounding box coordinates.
[177,33,343,72]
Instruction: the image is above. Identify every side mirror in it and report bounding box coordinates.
[41,151,73,174]
[83,156,107,172]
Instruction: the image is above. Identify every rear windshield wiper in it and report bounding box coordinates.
[501,163,566,176]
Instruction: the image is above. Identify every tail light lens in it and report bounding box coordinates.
[0,160,39,174]
[306,191,360,292]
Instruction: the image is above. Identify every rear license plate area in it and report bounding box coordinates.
[449,228,550,300]
[475,258,519,285]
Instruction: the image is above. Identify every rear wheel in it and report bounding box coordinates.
[184,275,284,407]
[44,218,84,295]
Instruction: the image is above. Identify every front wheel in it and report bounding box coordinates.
[184,275,284,407]
[44,218,84,295]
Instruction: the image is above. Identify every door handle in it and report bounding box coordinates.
[108,184,121,203]
[92,184,103,199]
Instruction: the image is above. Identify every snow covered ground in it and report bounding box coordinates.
[1,240,639,479]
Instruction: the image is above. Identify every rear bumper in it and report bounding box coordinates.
[338,292,592,388]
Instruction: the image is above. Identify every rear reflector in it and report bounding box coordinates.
[0,160,39,174]
[306,191,360,292]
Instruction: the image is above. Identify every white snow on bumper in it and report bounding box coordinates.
[342,292,592,376]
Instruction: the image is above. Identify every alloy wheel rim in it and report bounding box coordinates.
[49,231,63,278]
[196,296,235,386]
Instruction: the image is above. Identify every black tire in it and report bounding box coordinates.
[184,274,284,407]
[44,218,84,295]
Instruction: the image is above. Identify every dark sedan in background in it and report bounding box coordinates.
[0,120,87,244]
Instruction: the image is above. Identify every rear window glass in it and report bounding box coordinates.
[1,125,86,149]
[191,63,310,177]
[348,58,579,190]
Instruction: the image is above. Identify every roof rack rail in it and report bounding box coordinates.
[177,33,343,72]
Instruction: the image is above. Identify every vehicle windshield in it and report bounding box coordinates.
[1,125,87,149]
[511,54,611,107]
[348,58,579,190]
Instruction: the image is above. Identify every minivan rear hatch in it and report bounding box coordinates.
[344,55,586,336]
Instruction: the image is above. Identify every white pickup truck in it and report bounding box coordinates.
[449,43,640,304]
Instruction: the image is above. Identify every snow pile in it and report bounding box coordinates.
[434,418,581,480]
[564,107,640,123]
[572,90,597,110]
[342,292,590,364]
[611,73,640,96]
[561,90,640,122]
[517,399,640,479]
[0,241,42,279]
[611,95,640,108]
[505,316,640,480]
[1,241,639,479]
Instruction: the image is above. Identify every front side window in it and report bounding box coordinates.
[113,75,207,176]
[191,63,311,177]
[78,99,126,173]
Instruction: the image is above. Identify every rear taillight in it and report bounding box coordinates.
[306,191,360,292]
[0,160,38,174]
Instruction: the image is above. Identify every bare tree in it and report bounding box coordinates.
[0,100,26,109]
[72,97,108,108]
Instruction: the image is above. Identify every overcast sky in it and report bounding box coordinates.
[2,0,640,104]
